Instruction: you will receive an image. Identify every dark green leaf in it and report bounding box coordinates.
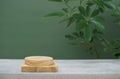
[114,53,120,58]
[104,0,112,1]
[65,35,76,40]
[99,8,104,13]
[84,26,92,42]
[79,31,84,37]
[76,20,86,31]
[72,13,83,19]
[86,5,91,16]
[87,1,94,6]
[62,8,68,13]
[104,2,115,9]
[91,9,100,17]
[64,0,70,3]
[48,0,62,2]
[44,12,64,17]
[72,32,80,37]
[78,6,86,15]
[92,20,105,33]
[66,17,75,27]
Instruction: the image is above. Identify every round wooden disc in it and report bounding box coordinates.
[24,56,54,66]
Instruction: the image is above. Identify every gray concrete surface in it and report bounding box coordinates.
[0,59,120,79]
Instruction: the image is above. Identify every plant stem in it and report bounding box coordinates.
[93,42,100,59]
[80,0,83,6]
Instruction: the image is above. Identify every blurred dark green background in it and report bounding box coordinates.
[0,0,120,59]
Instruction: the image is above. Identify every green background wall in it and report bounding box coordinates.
[0,0,120,59]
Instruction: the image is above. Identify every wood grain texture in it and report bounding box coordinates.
[21,56,57,72]
[25,56,54,66]
[21,62,57,72]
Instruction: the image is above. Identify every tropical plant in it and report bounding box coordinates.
[112,5,120,26]
[104,5,120,59]
[45,0,115,58]
[104,39,120,59]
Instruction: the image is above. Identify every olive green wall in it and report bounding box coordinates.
[0,0,119,59]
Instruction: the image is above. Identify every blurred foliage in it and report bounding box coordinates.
[104,5,120,59]
[104,40,120,59]
[45,0,118,58]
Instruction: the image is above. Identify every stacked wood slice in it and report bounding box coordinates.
[21,56,57,72]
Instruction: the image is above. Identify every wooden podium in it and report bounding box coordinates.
[21,56,57,72]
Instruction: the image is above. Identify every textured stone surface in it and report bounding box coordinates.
[0,59,120,79]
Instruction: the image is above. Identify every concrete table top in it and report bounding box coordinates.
[0,59,120,79]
